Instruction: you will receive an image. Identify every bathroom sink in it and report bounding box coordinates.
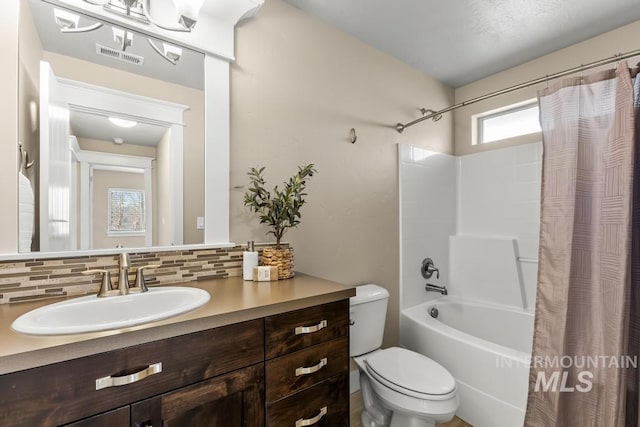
[11,287,210,336]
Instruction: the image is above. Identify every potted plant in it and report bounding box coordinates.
[243,163,316,279]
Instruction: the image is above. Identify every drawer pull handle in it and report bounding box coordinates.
[295,406,327,427]
[295,357,328,376]
[295,320,327,335]
[95,362,162,390]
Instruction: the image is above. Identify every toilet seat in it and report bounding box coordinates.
[366,347,456,400]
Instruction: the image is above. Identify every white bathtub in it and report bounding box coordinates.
[400,297,534,427]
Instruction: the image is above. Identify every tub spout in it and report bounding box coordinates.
[425,283,448,295]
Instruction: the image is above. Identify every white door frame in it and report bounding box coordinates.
[59,76,186,248]
[76,150,154,249]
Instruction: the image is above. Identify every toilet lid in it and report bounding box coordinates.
[366,347,455,397]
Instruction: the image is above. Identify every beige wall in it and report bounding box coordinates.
[42,51,205,245]
[1,0,20,253]
[454,20,640,156]
[92,169,146,249]
[229,0,454,347]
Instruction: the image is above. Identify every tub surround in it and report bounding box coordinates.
[398,145,456,311]
[449,236,527,309]
[0,273,354,375]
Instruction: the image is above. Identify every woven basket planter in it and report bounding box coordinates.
[261,247,295,279]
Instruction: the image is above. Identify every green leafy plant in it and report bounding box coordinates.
[243,164,317,249]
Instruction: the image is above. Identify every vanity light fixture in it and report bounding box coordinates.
[113,138,125,145]
[172,0,206,30]
[108,117,138,128]
[112,27,134,51]
[54,8,103,33]
[84,0,205,33]
[147,39,182,65]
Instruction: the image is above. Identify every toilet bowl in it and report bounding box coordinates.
[350,285,459,427]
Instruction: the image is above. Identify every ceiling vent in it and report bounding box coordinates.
[95,43,144,66]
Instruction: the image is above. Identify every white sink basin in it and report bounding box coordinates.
[11,286,210,336]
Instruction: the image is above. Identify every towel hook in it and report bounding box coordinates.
[349,128,357,144]
[18,142,35,172]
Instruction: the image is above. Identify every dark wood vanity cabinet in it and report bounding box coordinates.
[1,318,264,427]
[63,407,130,427]
[130,363,264,427]
[265,299,350,426]
[0,299,350,427]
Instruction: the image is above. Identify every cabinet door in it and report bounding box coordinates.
[265,300,349,359]
[62,406,129,427]
[267,373,349,427]
[266,337,349,402]
[131,364,264,427]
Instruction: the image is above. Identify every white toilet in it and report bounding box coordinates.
[350,284,459,427]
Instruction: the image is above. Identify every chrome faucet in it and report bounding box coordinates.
[117,252,131,295]
[82,253,159,297]
[425,283,448,295]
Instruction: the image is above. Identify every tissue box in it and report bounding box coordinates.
[253,266,279,282]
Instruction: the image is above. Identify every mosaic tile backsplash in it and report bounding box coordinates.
[0,244,283,304]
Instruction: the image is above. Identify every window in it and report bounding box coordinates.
[475,100,541,145]
[108,189,145,235]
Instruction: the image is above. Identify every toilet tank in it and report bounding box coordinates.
[349,284,390,356]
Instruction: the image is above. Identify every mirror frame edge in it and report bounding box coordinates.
[204,54,230,245]
[2,0,20,254]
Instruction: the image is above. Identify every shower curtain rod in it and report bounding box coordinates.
[395,47,640,133]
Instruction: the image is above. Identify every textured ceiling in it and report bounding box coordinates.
[282,0,640,87]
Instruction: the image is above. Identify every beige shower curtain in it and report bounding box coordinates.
[525,62,640,426]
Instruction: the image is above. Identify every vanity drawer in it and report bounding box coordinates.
[266,373,349,427]
[0,319,264,427]
[265,299,349,359]
[266,336,349,402]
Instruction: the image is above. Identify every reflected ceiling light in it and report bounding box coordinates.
[112,27,133,51]
[54,7,103,33]
[108,117,137,128]
[113,138,124,145]
[147,39,182,65]
[86,0,205,33]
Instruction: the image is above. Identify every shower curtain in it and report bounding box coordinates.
[525,61,640,426]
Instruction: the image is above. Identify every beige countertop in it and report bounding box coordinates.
[0,273,355,375]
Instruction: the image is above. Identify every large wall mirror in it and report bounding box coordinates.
[18,0,216,253]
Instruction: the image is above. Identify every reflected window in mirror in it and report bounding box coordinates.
[108,188,146,235]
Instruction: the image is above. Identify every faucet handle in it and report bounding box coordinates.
[131,264,161,293]
[83,269,114,297]
[421,258,440,279]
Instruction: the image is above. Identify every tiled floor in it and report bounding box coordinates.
[349,391,473,427]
